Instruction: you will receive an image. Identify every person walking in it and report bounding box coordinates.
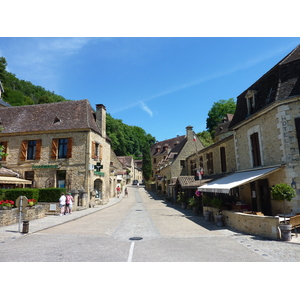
[124,187,128,198]
[65,193,74,214]
[116,186,121,198]
[59,193,66,216]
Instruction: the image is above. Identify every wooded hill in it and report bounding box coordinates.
[0,56,156,161]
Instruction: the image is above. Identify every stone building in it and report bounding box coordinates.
[0,100,112,208]
[199,44,300,216]
[151,125,204,199]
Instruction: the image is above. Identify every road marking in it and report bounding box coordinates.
[127,242,135,262]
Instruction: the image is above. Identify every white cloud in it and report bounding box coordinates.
[140,102,153,117]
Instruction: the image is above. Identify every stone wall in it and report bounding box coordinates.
[0,205,45,226]
[204,206,280,239]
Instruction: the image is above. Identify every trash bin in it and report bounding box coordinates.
[22,220,29,233]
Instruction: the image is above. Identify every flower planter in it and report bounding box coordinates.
[204,210,212,222]
[279,224,292,241]
[215,214,223,227]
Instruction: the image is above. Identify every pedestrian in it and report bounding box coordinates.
[59,193,66,216]
[65,192,74,214]
[125,187,128,197]
[116,186,121,198]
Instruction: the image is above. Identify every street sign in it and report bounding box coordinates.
[15,195,28,213]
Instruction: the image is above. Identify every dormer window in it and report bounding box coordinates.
[54,117,61,124]
[245,90,257,116]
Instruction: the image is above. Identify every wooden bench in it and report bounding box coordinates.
[289,215,300,237]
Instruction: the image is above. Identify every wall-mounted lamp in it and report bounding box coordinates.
[291,178,297,189]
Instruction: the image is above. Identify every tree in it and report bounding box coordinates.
[141,144,152,181]
[197,130,214,147]
[206,98,236,135]
[0,57,7,82]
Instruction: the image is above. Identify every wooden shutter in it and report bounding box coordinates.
[35,139,42,160]
[250,132,261,167]
[99,144,103,161]
[51,139,58,159]
[220,147,227,173]
[20,140,27,161]
[66,137,73,159]
[92,141,96,158]
[0,141,7,161]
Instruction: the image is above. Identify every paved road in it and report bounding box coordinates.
[0,186,300,262]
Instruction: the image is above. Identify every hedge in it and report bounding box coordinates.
[1,188,67,203]
[38,188,66,203]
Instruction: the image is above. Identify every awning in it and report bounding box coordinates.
[198,167,281,194]
[0,176,32,184]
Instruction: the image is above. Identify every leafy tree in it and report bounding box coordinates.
[206,98,236,135]
[141,144,152,181]
[197,130,214,147]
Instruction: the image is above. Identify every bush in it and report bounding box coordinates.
[4,188,39,203]
[38,188,67,203]
[1,188,67,203]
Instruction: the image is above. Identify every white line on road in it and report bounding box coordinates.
[127,242,135,262]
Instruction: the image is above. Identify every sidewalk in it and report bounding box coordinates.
[0,195,124,244]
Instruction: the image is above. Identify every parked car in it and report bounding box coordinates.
[132,180,138,185]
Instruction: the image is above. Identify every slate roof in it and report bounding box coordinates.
[214,114,234,136]
[151,135,185,156]
[0,99,12,107]
[230,44,300,128]
[0,99,101,134]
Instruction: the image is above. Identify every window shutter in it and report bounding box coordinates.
[66,137,73,158]
[92,141,96,158]
[100,144,103,161]
[35,139,42,160]
[51,139,58,159]
[20,140,27,161]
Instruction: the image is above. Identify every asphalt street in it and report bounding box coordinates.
[0,186,300,262]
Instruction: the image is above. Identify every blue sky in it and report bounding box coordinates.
[1,37,300,141]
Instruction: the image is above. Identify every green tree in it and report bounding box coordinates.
[206,98,236,135]
[0,57,7,82]
[197,130,214,147]
[141,144,152,181]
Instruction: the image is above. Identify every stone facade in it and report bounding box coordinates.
[0,100,112,208]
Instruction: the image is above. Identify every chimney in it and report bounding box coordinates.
[95,104,106,138]
[186,125,193,140]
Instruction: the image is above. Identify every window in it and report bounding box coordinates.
[250,132,261,167]
[246,90,257,116]
[20,140,42,161]
[206,152,214,174]
[0,141,7,161]
[51,138,73,159]
[57,170,66,188]
[153,158,156,164]
[27,140,36,160]
[295,117,300,153]
[180,160,186,167]
[220,147,227,173]
[92,141,101,159]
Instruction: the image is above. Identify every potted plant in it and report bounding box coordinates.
[177,192,187,209]
[212,198,223,226]
[188,197,199,215]
[271,182,296,241]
